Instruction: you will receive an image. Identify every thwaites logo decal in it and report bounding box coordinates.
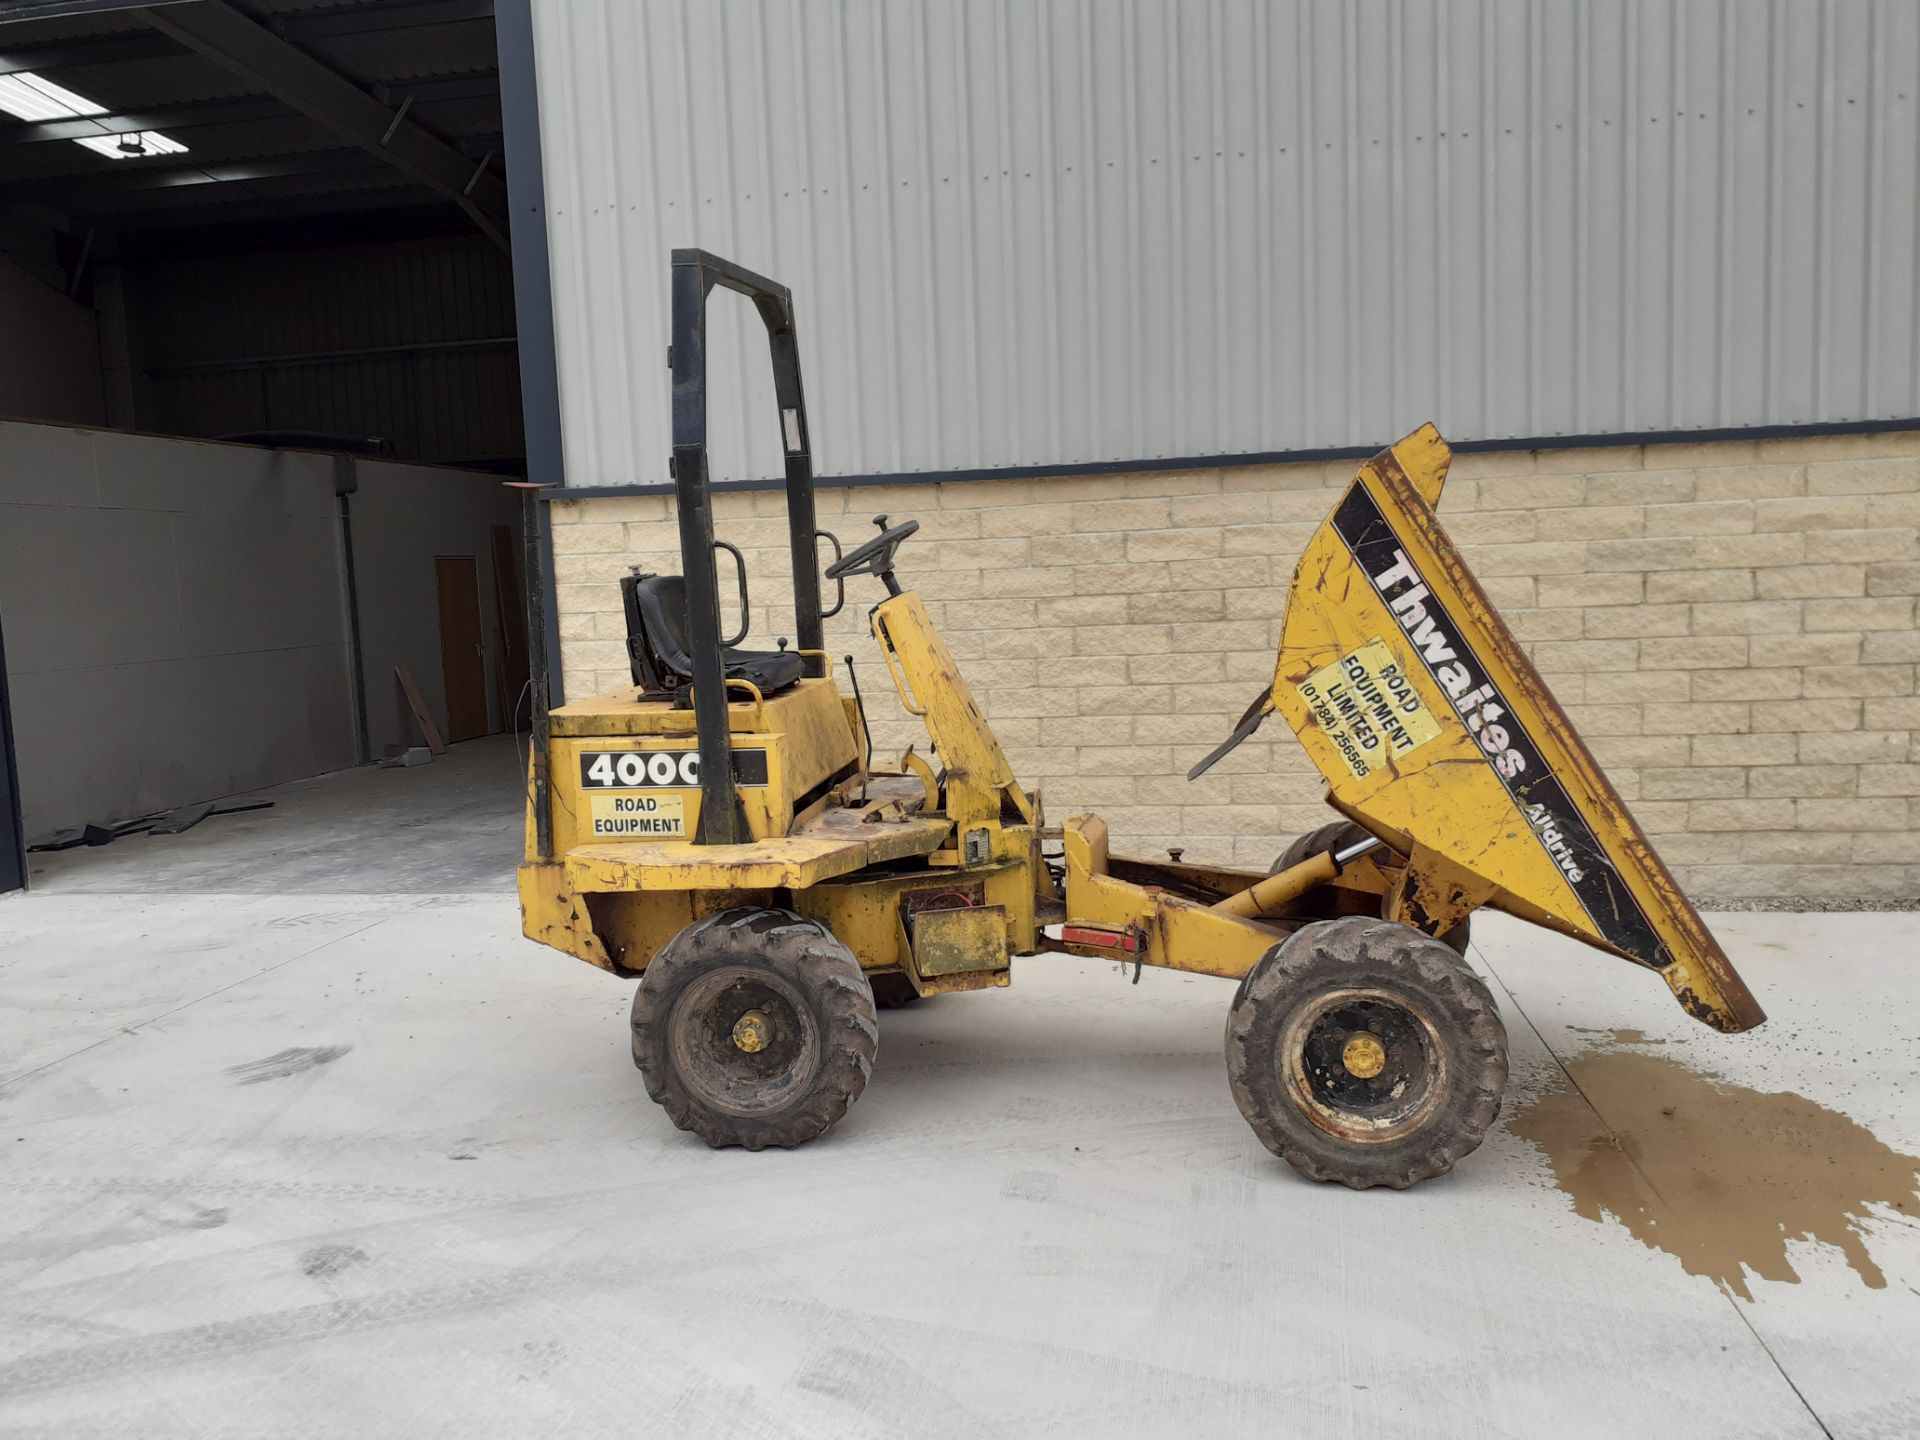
[1332,484,1673,970]
[579,748,769,790]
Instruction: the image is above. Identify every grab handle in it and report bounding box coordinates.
[873,613,927,717]
[712,539,750,647]
[816,529,846,618]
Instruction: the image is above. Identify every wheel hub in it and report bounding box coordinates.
[731,1009,771,1053]
[1341,1031,1387,1079]
[667,968,819,1119]
[1280,987,1448,1144]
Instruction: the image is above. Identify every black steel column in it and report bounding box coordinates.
[497,0,569,706]
[670,260,743,844]
[508,482,555,860]
[0,607,25,894]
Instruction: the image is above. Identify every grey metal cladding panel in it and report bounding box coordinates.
[129,234,520,461]
[530,0,1920,488]
[130,235,514,364]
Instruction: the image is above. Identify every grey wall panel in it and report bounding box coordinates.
[0,251,104,427]
[0,421,521,834]
[348,459,524,754]
[0,422,355,834]
[528,0,1920,487]
[126,234,525,465]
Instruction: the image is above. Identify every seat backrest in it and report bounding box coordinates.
[622,570,802,698]
[621,573,696,693]
[631,575,695,673]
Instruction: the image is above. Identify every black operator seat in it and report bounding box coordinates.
[625,574,804,697]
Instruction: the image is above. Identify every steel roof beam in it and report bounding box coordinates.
[0,32,179,76]
[8,147,387,205]
[130,1,508,249]
[272,0,495,42]
[80,188,466,237]
[372,71,498,107]
[0,0,194,22]
[0,96,284,145]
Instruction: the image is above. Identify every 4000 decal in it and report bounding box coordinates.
[578,748,769,789]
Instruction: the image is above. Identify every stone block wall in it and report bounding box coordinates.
[548,431,1920,900]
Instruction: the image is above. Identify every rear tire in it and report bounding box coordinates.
[1225,916,1508,1189]
[631,907,877,1150]
[1272,822,1471,956]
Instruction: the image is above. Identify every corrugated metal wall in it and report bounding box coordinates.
[530,0,1920,488]
[126,234,525,466]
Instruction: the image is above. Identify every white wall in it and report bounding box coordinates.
[0,422,523,838]
[0,252,104,427]
[350,460,524,755]
[531,0,1920,487]
[0,422,353,836]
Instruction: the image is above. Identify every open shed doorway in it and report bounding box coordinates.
[0,0,539,886]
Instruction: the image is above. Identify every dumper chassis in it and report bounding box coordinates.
[516,251,1763,1189]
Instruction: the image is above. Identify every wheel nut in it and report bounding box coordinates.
[1341,1032,1387,1080]
[732,1009,771,1053]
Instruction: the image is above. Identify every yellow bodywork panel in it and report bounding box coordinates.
[538,676,859,857]
[795,857,1032,988]
[1268,424,1764,1033]
[871,591,1034,826]
[911,904,1011,977]
[564,814,953,892]
[518,860,615,970]
[1060,816,1284,980]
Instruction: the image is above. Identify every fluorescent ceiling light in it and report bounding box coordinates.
[74,131,189,160]
[0,70,188,159]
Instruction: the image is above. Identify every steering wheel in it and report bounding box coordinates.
[825,513,919,581]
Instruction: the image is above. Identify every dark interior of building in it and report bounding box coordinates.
[0,0,532,871]
[1,0,520,462]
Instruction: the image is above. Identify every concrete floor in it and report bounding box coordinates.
[2,741,1917,1438]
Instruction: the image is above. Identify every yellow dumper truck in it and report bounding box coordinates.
[515,250,1762,1189]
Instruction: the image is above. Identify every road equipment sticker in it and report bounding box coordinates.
[1295,639,1441,779]
[589,792,685,839]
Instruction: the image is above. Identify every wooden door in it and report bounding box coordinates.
[434,557,489,743]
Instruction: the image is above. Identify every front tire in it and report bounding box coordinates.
[631,907,878,1150]
[1225,916,1507,1189]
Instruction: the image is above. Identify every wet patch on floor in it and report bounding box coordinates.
[1565,1027,1666,1046]
[1510,1043,1920,1300]
[225,1046,351,1085]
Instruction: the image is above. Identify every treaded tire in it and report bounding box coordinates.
[1272,822,1471,957]
[868,972,924,1010]
[631,907,877,1150]
[1225,916,1507,1189]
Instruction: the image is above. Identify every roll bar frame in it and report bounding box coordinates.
[668,248,828,844]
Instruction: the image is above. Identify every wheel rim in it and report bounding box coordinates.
[668,966,820,1118]
[1279,986,1448,1143]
